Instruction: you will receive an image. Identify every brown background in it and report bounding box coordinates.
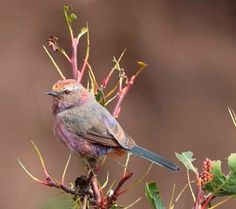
[1,0,236,208]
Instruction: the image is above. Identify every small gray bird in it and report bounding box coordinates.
[47,79,179,171]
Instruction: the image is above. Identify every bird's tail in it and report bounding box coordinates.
[130,145,179,171]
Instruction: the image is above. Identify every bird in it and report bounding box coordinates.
[46,79,179,171]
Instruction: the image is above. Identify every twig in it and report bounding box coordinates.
[100,172,109,190]
[78,24,90,83]
[91,174,102,206]
[64,6,75,40]
[228,107,236,127]
[187,170,196,201]
[31,140,50,178]
[112,79,132,118]
[82,195,88,209]
[112,62,148,118]
[18,142,82,196]
[169,184,176,209]
[87,61,98,94]
[46,35,71,63]
[61,153,72,185]
[208,195,234,209]
[102,49,126,89]
[127,163,153,191]
[106,172,133,208]
[194,179,203,209]
[18,159,47,185]
[43,46,66,80]
[123,197,142,209]
[201,194,214,209]
[71,38,79,80]
[174,181,195,204]
[123,153,131,177]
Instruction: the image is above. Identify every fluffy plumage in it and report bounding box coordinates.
[47,79,179,171]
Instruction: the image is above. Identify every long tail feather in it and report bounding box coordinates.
[130,145,179,171]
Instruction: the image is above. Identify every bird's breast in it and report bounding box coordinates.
[54,118,113,158]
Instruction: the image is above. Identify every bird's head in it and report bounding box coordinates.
[46,79,94,113]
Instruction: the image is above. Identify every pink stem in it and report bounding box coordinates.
[113,75,136,118]
[202,195,214,209]
[91,175,102,205]
[78,59,87,83]
[106,172,133,209]
[71,38,80,80]
[194,182,203,209]
[102,68,116,89]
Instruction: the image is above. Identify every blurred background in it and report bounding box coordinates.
[1,0,236,208]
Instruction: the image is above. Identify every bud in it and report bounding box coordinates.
[199,158,213,185]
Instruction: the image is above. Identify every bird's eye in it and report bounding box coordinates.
[64,90,70,94]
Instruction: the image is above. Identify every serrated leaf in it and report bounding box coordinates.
[205,155,236,196]
[175,151,197,173]
[145,182,165,209]
[205,160,226,194]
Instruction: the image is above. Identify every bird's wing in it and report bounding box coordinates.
[64,106,134,149]
[82,111,135,149]
[82,120,121,147]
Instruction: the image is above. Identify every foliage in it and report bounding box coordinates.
[144,108,236,209]
[205,154,236,196]
[145,151,236,209]
[175,151,197,173]
[145,182,165,209]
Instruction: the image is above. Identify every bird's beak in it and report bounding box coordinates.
[45,91,58,97]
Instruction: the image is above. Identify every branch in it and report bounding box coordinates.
[71,38,79,80]
[78,24,90,83]
[46,35,71,63]
[193,177,204,209]
[102,49,126,89]
[202,194,215,209]
[43,46,66,80]
[91,174,102,206]
[112,61,148,118]
[18,142,81,196]
[106,172,133,208]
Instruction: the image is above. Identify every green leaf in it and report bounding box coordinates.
[145,182,165,209]
[64,6,77,26]
[95,89,106,106]
[77,26,88,40]
[63,6,77,38]
[205,154,236,196]
[228,153,236,171]
[175,151,197,173]
[137,61,148,68]
[205,160,226,195]
[64,5,70,12]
